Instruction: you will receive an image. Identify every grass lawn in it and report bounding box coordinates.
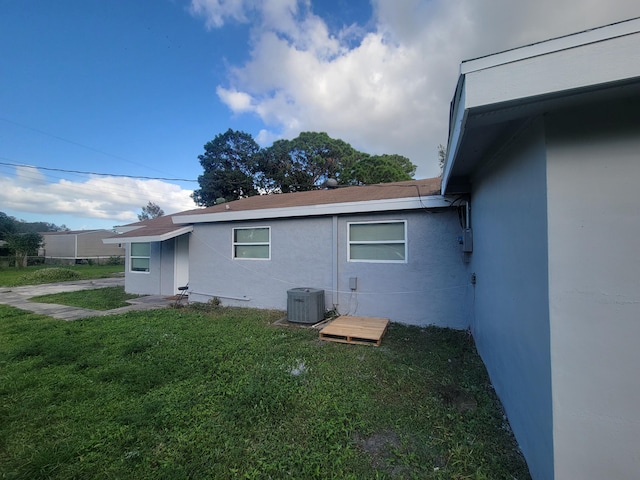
[29,286,141,310]
[0,305,531,479]
[0,264,124,287]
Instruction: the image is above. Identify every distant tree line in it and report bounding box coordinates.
[0,212,68,267]
[192,130,417,206]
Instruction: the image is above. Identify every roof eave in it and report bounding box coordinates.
[443,18,640,195]
[173,195,451,224]
[102,226,193,244]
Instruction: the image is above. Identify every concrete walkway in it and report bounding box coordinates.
[0,277,175,320]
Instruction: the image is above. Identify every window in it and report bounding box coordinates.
[233,227,270,259]
[348,221,407,262]
[130,242,150,272]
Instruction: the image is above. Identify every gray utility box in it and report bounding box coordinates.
[287,288,325,324]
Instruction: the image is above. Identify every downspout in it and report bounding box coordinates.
[74,234,78,260]
[332,215,338,308]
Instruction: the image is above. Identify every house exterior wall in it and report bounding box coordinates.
[188,209,468,327]
[125,240,176,296]
[469,117,554,480]
[545,97,640,480]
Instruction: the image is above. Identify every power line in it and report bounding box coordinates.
[0,116,183,177]
[0,160,198,182]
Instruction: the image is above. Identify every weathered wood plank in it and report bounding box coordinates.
[319,316,390,346]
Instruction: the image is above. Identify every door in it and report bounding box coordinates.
[174,234,189,294]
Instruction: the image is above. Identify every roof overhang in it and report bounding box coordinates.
[173,195,452,224]
[102,225,193,244]
[442,17,640,194]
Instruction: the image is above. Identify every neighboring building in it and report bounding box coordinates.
[105,178,471,327]
[40,230,124,264]
[443,17,640,480]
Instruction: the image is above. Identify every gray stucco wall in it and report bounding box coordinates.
[546,97,640,480]
[125,240,176,296]
[469,117,554,480]
[188,209,469,327]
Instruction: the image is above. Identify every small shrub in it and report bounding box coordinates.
[19,268,81,284]
[184,297,221,312]
[107,256,123,265]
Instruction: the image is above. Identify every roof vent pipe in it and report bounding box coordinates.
[324,178,339,189]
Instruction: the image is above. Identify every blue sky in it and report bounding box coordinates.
[1,0,638,230]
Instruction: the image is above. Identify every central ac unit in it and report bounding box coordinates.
[287,288,325,324]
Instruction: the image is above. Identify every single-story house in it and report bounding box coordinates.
[105,17,640,480]
[104,178,471,327]
[40,229,124,264]
[443,17,640,480]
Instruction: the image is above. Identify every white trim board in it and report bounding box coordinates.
[172,195,452,225]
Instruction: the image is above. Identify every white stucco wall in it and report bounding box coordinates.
[188,209,469,327]
[546,97,640,480]
[469,117,554,480]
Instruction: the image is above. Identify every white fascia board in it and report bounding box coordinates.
[172,196,450,224]
[102,226,193,244]
[463,29,640,109]
[462,17,640,74]
[442,77,468,194]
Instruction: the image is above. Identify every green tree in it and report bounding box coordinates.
[138,202,164,221]
[6,232,42,267]
[0,212,65,238]
[348,154,416,185]
[192,129,260,206]
[0,212,17,240]
[193,130,418,201]
[258,132,362,193]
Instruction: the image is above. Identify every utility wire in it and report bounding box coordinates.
[0,160,198,182]
[0,116,181,177]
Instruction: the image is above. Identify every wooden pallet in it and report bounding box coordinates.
[319,316,390,346]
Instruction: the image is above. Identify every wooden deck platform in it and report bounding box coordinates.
[319,316,390,346]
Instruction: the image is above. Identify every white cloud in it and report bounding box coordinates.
[189,0,253,28]
[216,87,254,112]
[0,167,196,227]
[192,0,640,178]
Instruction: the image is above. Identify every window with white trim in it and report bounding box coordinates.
[130,242,151,272]
[348,221,407,262]
[233,227,270,259]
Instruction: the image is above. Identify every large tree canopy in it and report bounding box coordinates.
[192,129,261,206]
[347,154,416,185]
[258,132,361,193]
[193,130,417,206]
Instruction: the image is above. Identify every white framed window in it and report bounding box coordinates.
[348,221,407,263]
[233,227,270,260]
[130,242,151,272]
